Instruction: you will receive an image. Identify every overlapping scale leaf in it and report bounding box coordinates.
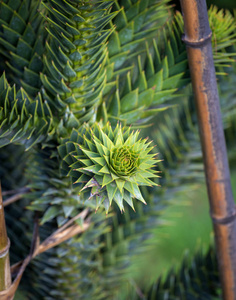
[25,143,87,225]
[40,0,117,124]
[59,122,160,212]
[102,8,236,126]
[0,73,52,149]
[0,0,46,96]
[40,212,112,300]
[104,0,170,88]
[103,15,188,126]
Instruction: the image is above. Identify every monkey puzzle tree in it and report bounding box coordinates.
[0,0,235,299]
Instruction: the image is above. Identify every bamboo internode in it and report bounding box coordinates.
[0,185,11,292]
[180,0,236,299]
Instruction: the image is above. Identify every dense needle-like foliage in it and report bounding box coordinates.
[0,0,236,299]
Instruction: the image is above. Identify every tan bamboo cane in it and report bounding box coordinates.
[0,184,11,292]
[179,0,236,299]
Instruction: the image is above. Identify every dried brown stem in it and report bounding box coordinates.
[34,219,90,257]
[180,1,236,299]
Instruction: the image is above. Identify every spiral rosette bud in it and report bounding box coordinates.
[110,146,140,176]
[58,123,160,212]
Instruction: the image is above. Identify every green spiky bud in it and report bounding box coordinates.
[58,123,160,212]
[110,145,139,176]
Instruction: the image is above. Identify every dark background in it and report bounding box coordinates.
[172,0,236,12]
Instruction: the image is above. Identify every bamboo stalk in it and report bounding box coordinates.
[179,1,236,299]
[0,184,11,291]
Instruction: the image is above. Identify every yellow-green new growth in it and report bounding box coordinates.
[59,122,160,212]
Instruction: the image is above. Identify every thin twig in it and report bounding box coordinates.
[11,210,91,275]
[34,209,90,256]
[3,188,30,207]
[3,194,24,207]
[55,208,89,234]
[1,187,29,197]
[34,219,91,257]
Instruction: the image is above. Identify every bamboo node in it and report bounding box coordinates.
[0,238,10,258]
[182,32,212,48]
[211,208,236,225]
